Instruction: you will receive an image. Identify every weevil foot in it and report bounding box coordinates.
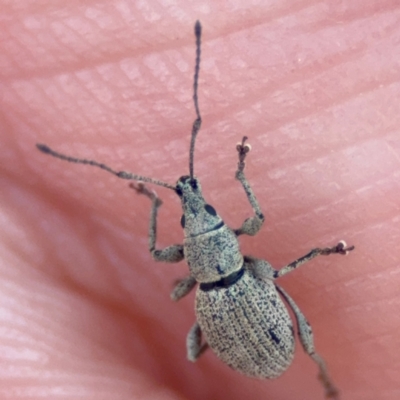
[236,136,251,173]
[129,182,163,207]
[318,372,339,400]
[321,241,355,256]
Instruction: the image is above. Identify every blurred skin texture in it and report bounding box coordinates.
[1,1,400,400]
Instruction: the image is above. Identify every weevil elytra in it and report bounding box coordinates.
[37,21,354,399]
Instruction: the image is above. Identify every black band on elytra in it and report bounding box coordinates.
[200,266,245,292]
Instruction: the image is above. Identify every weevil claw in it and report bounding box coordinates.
[336,240,355,255]
[236,136,251,172]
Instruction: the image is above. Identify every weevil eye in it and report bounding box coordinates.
[180,214,185,228]
[176,187,183,197]
[204,204,217,216]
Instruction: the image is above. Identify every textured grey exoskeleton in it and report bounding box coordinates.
[37,21,354,400]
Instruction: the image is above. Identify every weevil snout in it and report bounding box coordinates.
[175,176,223,237]
[175,175,198,197]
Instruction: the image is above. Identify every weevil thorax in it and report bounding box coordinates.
[176,175,243,283]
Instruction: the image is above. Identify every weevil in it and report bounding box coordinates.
[37,21,354,399]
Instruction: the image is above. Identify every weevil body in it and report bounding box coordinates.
[196,258,295,378]
[37,21,354,400]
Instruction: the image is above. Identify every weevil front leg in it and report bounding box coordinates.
[129,183,184,263]
[186,322,209,362]
[274,241,354,279]
[234,137,265,236]
[276,285,339,400]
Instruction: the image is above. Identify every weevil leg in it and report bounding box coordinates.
[130,183,184,263]
[243,255,277,280]
[275,241,355,278]
[276,285,339,400]
[186,322,209,362]
[234,137,265,236]
[170,275,197,301]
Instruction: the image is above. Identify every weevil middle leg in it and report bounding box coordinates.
[274,241,354,279]
[245,242,354,281]
[170,275,197,301]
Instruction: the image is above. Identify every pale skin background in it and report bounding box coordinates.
[1,1,400,400]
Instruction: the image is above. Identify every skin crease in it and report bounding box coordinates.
[1,1,400,400]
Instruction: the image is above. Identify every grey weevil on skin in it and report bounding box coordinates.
[37,21,354,400]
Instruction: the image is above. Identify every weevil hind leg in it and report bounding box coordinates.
[186,322,209,362]
[276,285,339,400]
[234,137,265,236]
[130,183,184,263]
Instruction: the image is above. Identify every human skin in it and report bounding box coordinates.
[1,1,400,400]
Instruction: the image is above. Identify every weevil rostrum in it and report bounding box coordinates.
[37,21,354,399]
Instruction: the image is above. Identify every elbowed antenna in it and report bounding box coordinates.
[188,20,202,180]
[36,144,176,190]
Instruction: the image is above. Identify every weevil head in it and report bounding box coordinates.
[175,176,223,237]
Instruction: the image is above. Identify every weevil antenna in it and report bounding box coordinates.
[36,144,176,190]
[188,20,202,180]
